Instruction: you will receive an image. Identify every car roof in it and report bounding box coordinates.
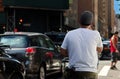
[0,32,45,36]
[45,31,66,36]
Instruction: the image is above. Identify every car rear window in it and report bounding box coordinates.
[46,34,65,45]
[48,35,65,42]
[0,35,28,48]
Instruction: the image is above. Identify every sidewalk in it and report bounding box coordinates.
[98,61,120,79]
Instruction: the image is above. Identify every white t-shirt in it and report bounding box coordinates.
[61,28,103,73]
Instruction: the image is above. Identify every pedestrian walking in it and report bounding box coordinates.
[60,11,103,79]
[110,31,119,70]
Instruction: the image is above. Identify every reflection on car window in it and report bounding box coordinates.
[30,37,39,46]
[45,32,66,46]
[45,38,54,50]
[38,36,47,48]
[47,34,65,43]
[0,36,27,48]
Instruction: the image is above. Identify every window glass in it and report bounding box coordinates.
[0,35,27,48]
[30,37,39,46]
[45,37,55,50]
[38,36,54,50]
[45,32,66,46]
[38,36,47,48]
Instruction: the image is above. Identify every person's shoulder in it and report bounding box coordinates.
[67,28,79,33]
[93,30,99,33]
[93,30,100,34]
[65,30,75,37]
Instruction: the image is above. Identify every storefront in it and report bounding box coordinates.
[0,0,69,33]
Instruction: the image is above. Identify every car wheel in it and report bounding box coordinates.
[9,72,24,79]
[39,66,46,79]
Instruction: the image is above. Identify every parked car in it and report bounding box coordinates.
[0,44,25,79]
[99,40,111,60]
[45,32,66,53]
[45,32,66,46]
[102,37,107,41]
[100,39,120,60]
[0,32,63,79]
[61,57,69,73]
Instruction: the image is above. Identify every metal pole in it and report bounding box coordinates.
[60,12,62,32]
[6,8,8,31]
[13,8,16,32]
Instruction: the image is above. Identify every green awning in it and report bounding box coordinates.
[0,12,6,24]
[3,0,69,10]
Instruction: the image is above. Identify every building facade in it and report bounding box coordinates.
[65,0,115,38]
[108,0,118,37]
[98,0,109,38]
[0,0,4,12]
[0,0,69,33]
[98,0,115,38]
[78,0,98,30]
[64,0,98,29]
[64,0,79,28]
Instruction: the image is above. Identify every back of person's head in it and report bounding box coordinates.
[114,31,118,35]
[79,11,93,27]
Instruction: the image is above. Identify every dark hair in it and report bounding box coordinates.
[79,11,93,26]
[114,31,118,34]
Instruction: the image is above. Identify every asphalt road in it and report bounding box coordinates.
[28,60,120,79]
[57,60,120,79]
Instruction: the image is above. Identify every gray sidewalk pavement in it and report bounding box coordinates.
[98,60,120,79]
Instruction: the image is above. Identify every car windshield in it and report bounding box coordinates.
[45,32,66,46]
[0,35,27,48]
[48,34,65,42]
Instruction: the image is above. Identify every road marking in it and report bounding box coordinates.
[98,66,110,76]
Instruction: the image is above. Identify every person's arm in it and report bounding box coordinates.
[97,47,103,53]
[60,48,68,57]
[96,31,103,53]
[60,32,69,57]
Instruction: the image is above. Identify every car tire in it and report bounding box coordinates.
[38,66,46,79]
[9,72,24,79]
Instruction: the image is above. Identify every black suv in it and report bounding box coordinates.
[45,32,66,46]
[0,32,63,79]
[0,45,25,79]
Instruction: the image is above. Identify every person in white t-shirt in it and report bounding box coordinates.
[60,11,103,79]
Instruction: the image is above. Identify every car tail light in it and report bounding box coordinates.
[26,47,36,55]
[104,47,109,50]
[45,52,53,58]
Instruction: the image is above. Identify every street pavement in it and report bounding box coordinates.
[57,60,120,79]
[28,60,120,79]
[98,60,120,79]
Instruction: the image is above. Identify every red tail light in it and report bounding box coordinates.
[45,52,53,58]
[26,47,36,54]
